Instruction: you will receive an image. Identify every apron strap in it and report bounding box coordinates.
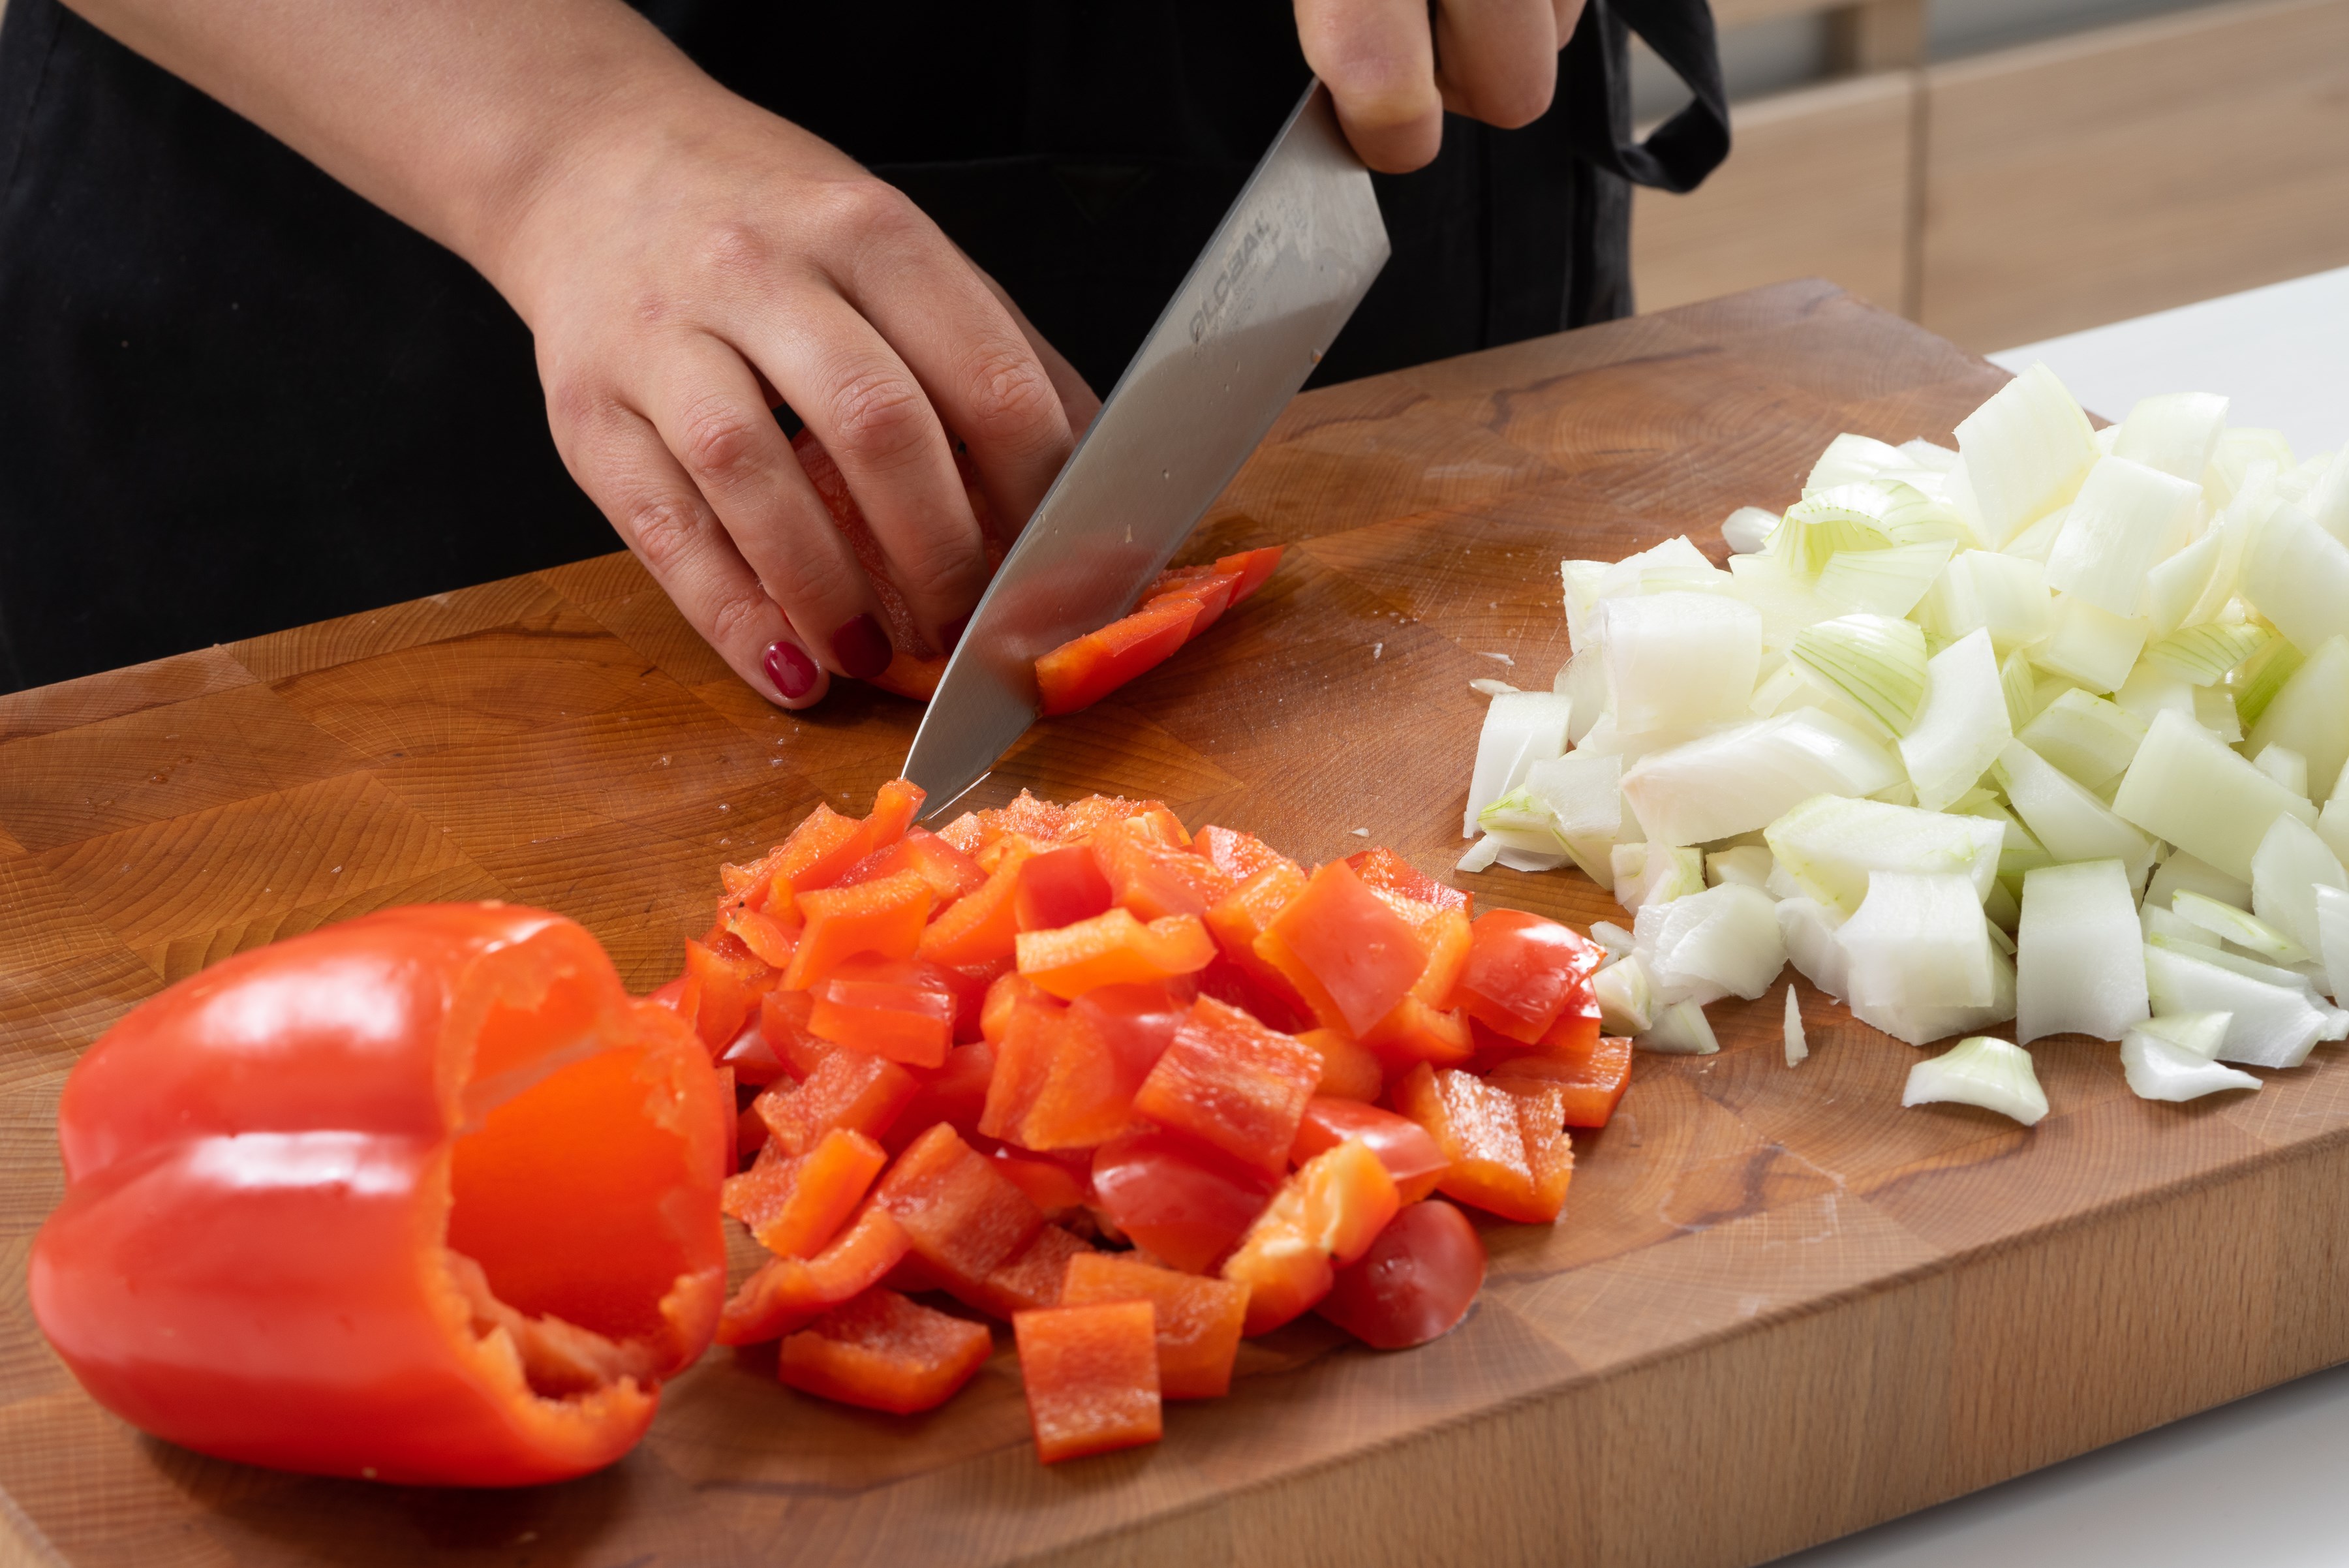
[1561,0,1730,194]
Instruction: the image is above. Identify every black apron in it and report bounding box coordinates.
[0,1,1724,694]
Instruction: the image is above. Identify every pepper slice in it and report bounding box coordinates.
[29,904,729,1486]
[1130,996,1322,1173]
[1392,1063,1574,1223]
[1220,1139,1401,1334]
[1013,1300,1163,1461]
[1061,1253,1249,1400]
[1016,908,1216,998]
[718,1205,912,1345]
[780,1287,995,1415]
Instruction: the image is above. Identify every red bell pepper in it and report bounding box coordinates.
[1220,1138,1401,1334]
[719,1203,912,1345]
[806,957,957,1068]
[722,1127,889,1259]
[1317,1199,1487,1350]
[1296,1026,1386,1101]
[1014,842,1116,930]
[30,904,729,1486]
[1290,1098,1449,1203]
[917,840,1034,966]
[1255,860,1428,1036]
[838,826,987,907]
[1130,996,1323,1173]
[1061,1253,1249,1399]
[1484,1035,1636,1130]
[779,1287,995,1414]
[1191,823,1298,884]
[1392,1063,1574,1224]
[1343,846,1471,918]
[1090,818,1236,921]
[1088,1128,1278,1274]
[870,1124,1047,1299]
[1013,1300,1163,1462]
[752,1047,919,1156]
[1015,908,1216,998]
[1454,909,1606,1045]
[1034,594,1201,717]
[783,869,936,990]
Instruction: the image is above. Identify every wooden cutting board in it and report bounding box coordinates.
[3,281,2344,1568]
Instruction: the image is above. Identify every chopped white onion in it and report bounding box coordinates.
[1791,613,1929,734]
[1777,897,1851,999]
[2016,859,2150,1042]
[2171,889,2309,966]
[1951,362,2098,547]
[2136,1010,2232,1058]
[1993,739,2155,887]
[2016,688,2146,792]
[2111,392,2230,482]
[1589,920,1636,960]
[1620,709,1903,848]
[1638,999,1719,1055]
[2316,885,2349,1002]
[2143,943,2335,1068]
[1463,690,1573,838]
[1456,835,1503,873]
[2242,502,2349,654]
[2044,455,2200,617]
[2245,634,2349,807]
[1612,842,1704,913]
[1765,793,2003,914]
[1521,749,1630,889]
[1783,985,1808,1066]
[1898,628,2012,812]
[1722,506,1779,555]
[2112,709,2320,881]
[2252,744,2311,798]
[1819,540,1958,619]
[2033,595,2149,694]
[2249,813,2347,961]
[1593,955,1655,1035]
[1901,1035,2049,1126]
[2145,850,2252,911]
[2119,1027,2261,1101]
[1634,883,1787,1004]
[1838,871,1995,1040]
[1598,592,1762,735]
[1706,844,1775,890]
[1917,550,2054,653]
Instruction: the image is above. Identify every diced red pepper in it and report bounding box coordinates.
[1317,1200,1486,1351]
[871,1124,1047,1294]
[718,1205,912,1345]
[806,957,956,1069]
[1013,1301,1163,1462]
[1192,952,1314,1035]
[883,1041,996,1154]
[985,981,1186,1152]
[1016,908,1216,998]
[981,970,1060,1044]
[1221,1139,1401,1334]
[1343,846,1471,918]
[1035,594,1200,717]
[1212,546,1284,604]
[779,1287,994,1415]
[978,997,1069,1146]
[838,826,987,908]
[961,1224,1095,1320]
[990,1149,1094,1221]
[1090,819,1236,922]
[1392,1064,1574,1223]
[722,1128,887,1259]
[1131,996,1323,1173]
[1297,1026,1385,1101]
[1291,1098,1448,1203]
[719,904,801,970]
[917,841,1033,967]
[1090,1128,1278,1275]
[1202,862,1315,1024]
[1061,1253,1248,1400]
[753,1047,919,1156]
[1014,842,1116,931]
[1453,909,1606,1045]
[936,957,1009,1043]
[1484,1034,1635,1130]
[1255,861,1428,1037]
[1193,824,1299,884]
[1062,793,1190,846]
[782,869,936,990]
[757,988,837,1080]
[718,1019,791,1088]
[947,791,1068,855]
[682,933,778,1054]
[1359,995,1475,1071]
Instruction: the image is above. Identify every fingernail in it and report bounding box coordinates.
[940,614,971,654]
[763,638,819,701]
[831,613,893,680]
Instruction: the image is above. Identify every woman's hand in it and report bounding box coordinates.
[493,86,1098,707]
[1295,0,1591,172]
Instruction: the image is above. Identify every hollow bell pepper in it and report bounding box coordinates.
[29,904,729,1486]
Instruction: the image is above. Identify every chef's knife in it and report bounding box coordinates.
[901,80,1390,812]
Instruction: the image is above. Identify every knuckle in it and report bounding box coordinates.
[820,177,921,243]
[676,396,769,489]
[762,535,863,617]
[703,578,778,651]
[694,221,771,283]
[957,344,1060,448]
[824,367,930,467]
[621,495,708,577]
[887,529,987,609]
[1472,72,1555,129]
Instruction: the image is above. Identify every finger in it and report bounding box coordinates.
[1295,0,1443,173]
[960,249,1105,435]
[1554,0,1587,37]
[556,400,831,709]
[744,286,994,654]
[1432,0,1561,129]
[636,331,897,681]
[837,219,1081,542]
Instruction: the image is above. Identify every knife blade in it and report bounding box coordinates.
[900,80,1390,813]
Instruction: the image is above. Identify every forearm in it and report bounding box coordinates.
[60,0,712,299]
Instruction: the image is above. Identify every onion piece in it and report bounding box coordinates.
[2316,885,2349,1002]
[2145,621,2267,686]
[2015,859,2150,1042]
[1765,793,2003,914]
[2252,745,2310,798]
[2111,392,2230,482]
[1611,842,1704,913]
[2000,647,2043,730]
[1901,1035,2049,1126]
[2143,902,2220,953]
[2033,596,2149,694]
[1792,613,1929,734]
[1897,628,2012,812]
[1722,506,1778,555]
[2136,1010,2232,1058]
[1456,835,1503,873]
[2112,708,2320,882]
[1464,690,1573,838]
[1806,433,1909,490]
[1839,870,1994,1018]
[1619,709,1903,849]
[2146,850,2252,912]
[1638,999,1719,1056]
[2232,634,2304,732]
[1918,550,2054,653]
[1593,955,1655,1035]
[1993,739,2155,888]
[1521,749,1630,889]
[1589,920,1636,960]
[1783,985,1808,1066]
[2245,634,2349,807]
[2143,944,2335,1068]
[2114,660,2195,726]
[2119,1028,2261,1102]
[2249,813,2348,960]
[2195,686,2243,743]
[1706,845,1775,890]
[2003,505,2070,565]
[1777,897,1850,1000]
[1553,649,1606,743]
[1634,884,1786,1004]
[2044,455,2200,617]
[2172,889,2310,965]
[1951,362,2099,547]
[2143,527,2226,638]
[2242,502,2349,654]
[2016,688,2146,792]
[1820,540,1958,619]
[1598,592,1762,735]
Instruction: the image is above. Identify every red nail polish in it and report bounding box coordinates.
[763,638,818,700]
[831,613,893,680]
[940,613,971,654]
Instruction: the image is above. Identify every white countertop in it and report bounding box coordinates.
[1770,267,2349,1567]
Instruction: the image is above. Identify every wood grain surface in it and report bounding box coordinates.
[4,281,2346,1568]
